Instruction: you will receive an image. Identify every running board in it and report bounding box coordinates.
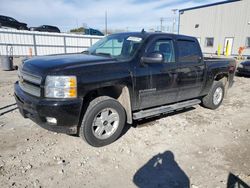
[133,99,201,120]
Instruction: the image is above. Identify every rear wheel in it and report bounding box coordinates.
[19,26,27,30]
[201,81,225,110]
[80,96,126,147]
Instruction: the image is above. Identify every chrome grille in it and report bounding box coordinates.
[18,68,42,97]
[19,81,41,97]
[18,70,42,85]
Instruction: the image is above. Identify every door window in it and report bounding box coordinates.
[147,39,175,63]
[8,17,16,22]
[177,40,201,63]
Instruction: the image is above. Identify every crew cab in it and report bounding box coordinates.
[14,32,236,147]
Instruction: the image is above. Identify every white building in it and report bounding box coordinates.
[179,0,250,56]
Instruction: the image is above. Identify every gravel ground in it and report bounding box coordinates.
[0,66,250,188]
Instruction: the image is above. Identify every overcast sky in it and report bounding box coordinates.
[0,0,225,32]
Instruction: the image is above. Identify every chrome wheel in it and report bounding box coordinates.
[92,108,120,140]
[213,87,223,105]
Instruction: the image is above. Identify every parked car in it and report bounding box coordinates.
[84,28,104,36]
[30,25,60,33]
[236,61,250,76]
[14,32,236,147]
[0,15,28,30]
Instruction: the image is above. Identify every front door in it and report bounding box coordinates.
[134,37,179,109]
[176,39,205,101]
[224,38,234,56]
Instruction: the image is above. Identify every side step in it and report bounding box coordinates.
[133,99,201,120]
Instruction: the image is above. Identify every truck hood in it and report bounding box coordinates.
[22,54,116,74]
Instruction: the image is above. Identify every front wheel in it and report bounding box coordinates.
[80,96,126,147]
[201,81,225,110]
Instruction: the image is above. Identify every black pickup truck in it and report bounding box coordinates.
[14,32,236,147]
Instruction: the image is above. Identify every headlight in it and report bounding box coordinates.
[45,76,77,98]
[238,64,243,68]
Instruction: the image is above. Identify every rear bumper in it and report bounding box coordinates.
[14,82,83,134]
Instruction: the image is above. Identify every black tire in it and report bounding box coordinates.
[80,96,126,147]
[19,26,27,30]
[201,81,225,110]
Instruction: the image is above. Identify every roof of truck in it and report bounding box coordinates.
[113,31,196,40]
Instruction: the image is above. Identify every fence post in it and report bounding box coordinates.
[90,38,93,46]
[63,36,67,54]
[33,34,37,56]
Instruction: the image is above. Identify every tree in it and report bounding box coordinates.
[70,27,85,33]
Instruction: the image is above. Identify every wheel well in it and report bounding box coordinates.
[215,73,228,85]
[214,73,229,95]
[81,86,132,125]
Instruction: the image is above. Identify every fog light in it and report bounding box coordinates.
[46,117,57,124]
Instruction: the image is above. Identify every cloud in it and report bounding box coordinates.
[0,0,224,32]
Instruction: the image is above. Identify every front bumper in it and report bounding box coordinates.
[14,82,83,134]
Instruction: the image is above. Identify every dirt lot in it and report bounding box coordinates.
[0,63,250,188]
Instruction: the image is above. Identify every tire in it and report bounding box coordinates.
[80,96,126,147]
[201,81,225,110]
[19,26,27,30]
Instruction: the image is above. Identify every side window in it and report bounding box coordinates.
[147,39,175,63]
[177,40,201,63]
[8,17,17,22]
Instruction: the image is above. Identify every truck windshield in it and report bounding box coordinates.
[87,34,143,60]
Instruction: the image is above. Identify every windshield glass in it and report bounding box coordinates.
[87,34,143,60]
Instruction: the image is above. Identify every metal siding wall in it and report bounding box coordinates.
[179,0,250,56]
[0,29,103,56]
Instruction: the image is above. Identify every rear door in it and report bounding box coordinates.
[176,38,205,101]
[135,36,179,109]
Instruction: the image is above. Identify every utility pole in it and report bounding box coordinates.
[172,9,178,34]
[160,17,164,32]
[105,11,108,35]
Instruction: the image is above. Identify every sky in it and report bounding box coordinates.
[0,0,225,32]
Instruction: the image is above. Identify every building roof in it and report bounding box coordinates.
[179,0,241,12]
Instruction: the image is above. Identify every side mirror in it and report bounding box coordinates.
[141,52,164,64]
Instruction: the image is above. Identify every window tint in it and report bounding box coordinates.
[205,37,214,47]
[246,37,250,48]
[177,40,200,63]
[147,39,175,63]
[8,17,16,22]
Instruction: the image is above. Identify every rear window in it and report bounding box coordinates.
[177,40,201,63]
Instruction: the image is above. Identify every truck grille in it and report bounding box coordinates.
[18,69,42,97]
